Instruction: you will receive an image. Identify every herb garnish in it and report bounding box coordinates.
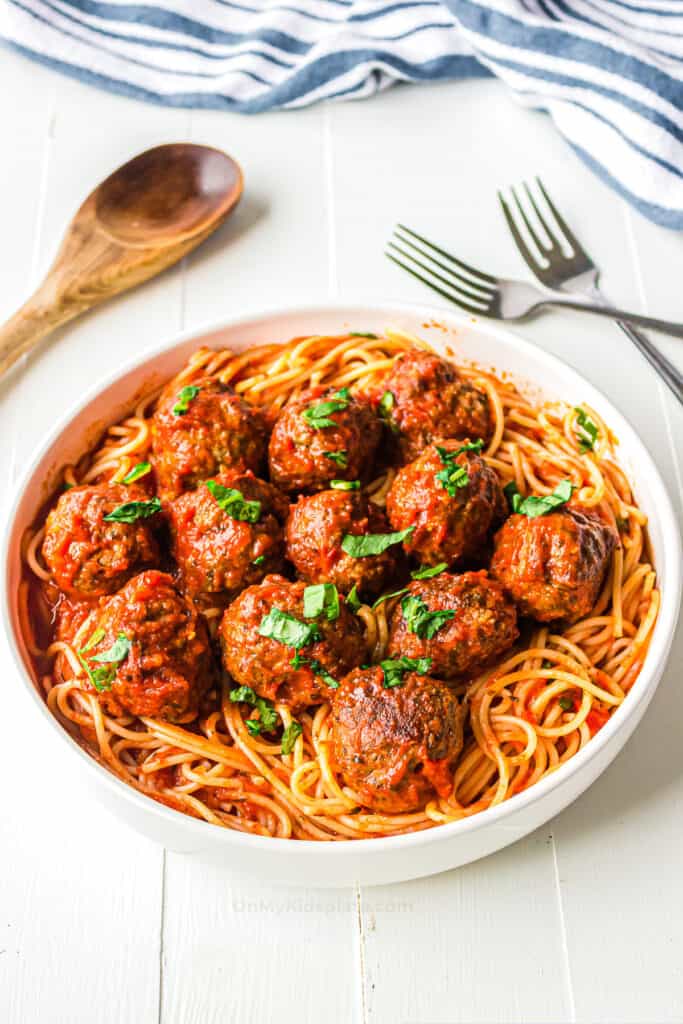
[229,685,278,732]
[379,390,398,434]
[258,608,322,649]
[80,627,105,653]
[574,407,599,452]
[122,462,151,485]
[401,594,455,639]
[252,555,266,566]
[91,634,132,664]
[172,385,200,416]
[78,632,131,692]
[330,479,360,491]
[372,587,409,610]
[504,479,574,518]
[435,440,484,497]
[341,526,414,558]
[290,652,339,689]
[281,721,303,755]
[380,656,432,689]
[302,388,351,430]
[303,583,340,622]
[104,497,161,523]
[205,480,261,523]
[346,584,361,612]
[323,450,348,468]
[349,332,378,339]
[411,563,448,580]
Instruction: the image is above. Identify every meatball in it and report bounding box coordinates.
[42,483,160,598]
[151,377,268,499]
[285,488,401,596]
[379,349,492,463]
[387,571,518,679]
[490,507,616,622]
[331,667,464,813]
[167,470,288,602]
[219,574,366,711]
[78,570,212,721]
[268,385,381,493]
[385,441,504,566]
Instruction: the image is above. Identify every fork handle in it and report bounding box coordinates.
[537,293,683,340]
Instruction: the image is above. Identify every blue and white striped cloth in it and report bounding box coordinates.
[1,1,682,227]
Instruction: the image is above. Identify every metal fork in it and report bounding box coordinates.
[385,227,683,350]
[498,178,683,405]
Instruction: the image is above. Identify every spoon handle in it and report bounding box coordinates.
[0,283,81,376]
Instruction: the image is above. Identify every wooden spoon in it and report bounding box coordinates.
[0,143,243,377]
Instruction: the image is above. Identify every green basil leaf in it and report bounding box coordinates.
[434,441,483,497]
[401,594,455,639]
[230,685,259,705]
[341,526,414,558]
[77,655,116,692]
[506,479,574,518]
[330,479,360,491]
[346,584,361,613]
[372,587,409,610]
[349,332,378,339]
[246,719,261,737]
[281,721,303,755]
[302,389,351,430]
[103,497,161,523]
[290,654,338,689]
[258,607,322,650]
[252,555,266,566]
[575,407,599,452]
[121,462,151,485]
[230,686,278,732]
[205,480,261,523]
[323,450,348,467]
[91,633,131,664]
[303,583,340,622]
[172,385,200,416]
[380,656,432,689]
[378,390,399,434]
[80,627,105,653]
[411,563,448,580]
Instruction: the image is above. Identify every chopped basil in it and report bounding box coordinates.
[252,555,266,566]
[77,658,116,693]
[435,440,484,497]
[346,584,361,612]
[411,563,448,580]
[349,332,378,339]
[246,719,261,737]
[559,696,574,712]
[104,497,161,523]
[258,607,322,650]
[281,721,303,755]
[205,480,261,523]
[330,479,360,491]
[323,450,348,468]
[504,479,574,518]
[303,583,340,622]
[91,634,132,664]
[290,653,338,689]
[302,388,351,430]
[341,526,414,558]
[574,407,599,452]
[401,594,455,639]
[229,685,278,732]
[122,461,151,485]
[80,627,105,653]
[172,385,200,416]
[372,587,409,610]
[379,390,398,434]
[380,656,432,689]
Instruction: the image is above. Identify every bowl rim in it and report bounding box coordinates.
[3,298,681,858]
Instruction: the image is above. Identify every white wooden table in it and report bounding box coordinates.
[1,47,682,1024]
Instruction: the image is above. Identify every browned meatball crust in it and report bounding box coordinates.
[151,377,268,499]
[42,483,160,598]
[285,488,401,596]
[268,385,381,493]
[385,441,505,566]
[490,507,616,623]
[219,575,366,711]
[79,570,213,721]
[379,349,493,463]
[332,667,464,813]
[387,571,518,679]
[167,470,288,603]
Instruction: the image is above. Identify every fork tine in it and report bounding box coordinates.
[535,177,585,257]
[396,223,497,286]
[510,186,548,256]
[385,251,490,317]
[497,191,542,274]
[392,232,493,301]
[387,242,492,310]
[522,182,563,252]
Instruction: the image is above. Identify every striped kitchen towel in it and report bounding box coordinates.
[1,1,682,228]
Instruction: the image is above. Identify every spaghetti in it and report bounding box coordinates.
[20,331,659,840]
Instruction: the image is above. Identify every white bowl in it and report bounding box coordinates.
[3,302,680,887]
